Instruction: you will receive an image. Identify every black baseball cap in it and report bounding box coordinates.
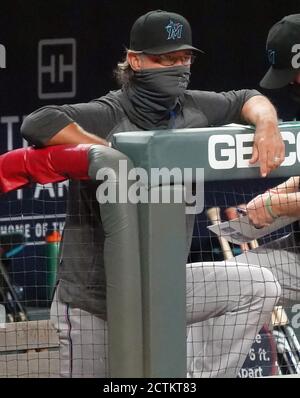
[260,14,300,89]
[129,10,203,55]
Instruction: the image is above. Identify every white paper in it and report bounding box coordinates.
[207,215,299,245]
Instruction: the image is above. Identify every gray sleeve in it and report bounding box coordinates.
[21,101,117,147]
[191,89,261,126]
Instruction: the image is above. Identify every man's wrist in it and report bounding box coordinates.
[265,196,280,219]
[255,119,278,132]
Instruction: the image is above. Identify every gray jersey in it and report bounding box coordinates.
[21,88,260,317]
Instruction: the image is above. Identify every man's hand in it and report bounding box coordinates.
[246,192,275,228]
[246,189,300,226]
[241,95,285,177]
[249,122,285,177]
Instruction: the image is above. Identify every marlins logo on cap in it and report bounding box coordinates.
[165,20,184,40]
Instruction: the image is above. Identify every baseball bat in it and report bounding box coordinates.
[206,207,234,260]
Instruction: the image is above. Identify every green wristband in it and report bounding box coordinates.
[265,196,279,219]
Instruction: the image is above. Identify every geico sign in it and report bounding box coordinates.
[208,131,300,169]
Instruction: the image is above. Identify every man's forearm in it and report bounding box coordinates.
[241,95,284,177]
[271,176,300,194]
[271,192,300,217]
[46,123,109,146]
[241,95,278,127]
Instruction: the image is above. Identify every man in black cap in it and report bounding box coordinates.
[260,14,300,90]
[21,10,283,378]
[260,14,300,120]
[240,14,300,249]
[232,14,300,373]
[249,15,300,225]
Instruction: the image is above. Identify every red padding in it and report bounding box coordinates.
[0,144,92,193]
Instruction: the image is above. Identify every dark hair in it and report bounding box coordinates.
[114,51,135,87]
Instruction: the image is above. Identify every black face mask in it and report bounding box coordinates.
[120,66,191,130]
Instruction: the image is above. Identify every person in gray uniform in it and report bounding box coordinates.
[21,10,284,378]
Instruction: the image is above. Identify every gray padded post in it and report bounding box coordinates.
[88,145,143,377]
[139,186,187,377]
